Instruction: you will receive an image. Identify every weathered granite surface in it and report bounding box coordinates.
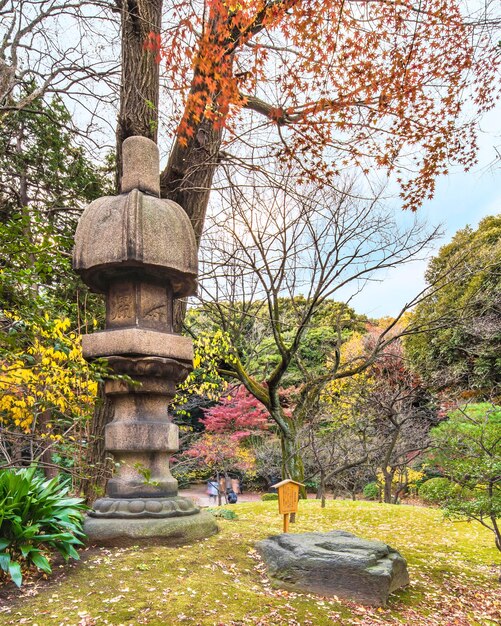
[73,136,218,545]
[256,530,409,607]
[84,510,218,547]
[121,134,160,196]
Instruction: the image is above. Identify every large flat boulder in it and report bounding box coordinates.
[256,530,409,607]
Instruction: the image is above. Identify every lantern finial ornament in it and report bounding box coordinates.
[121,135,160,197]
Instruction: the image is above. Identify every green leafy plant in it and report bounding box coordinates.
[171,464,212,489]
[0,466,87,587]
[133,462,160,487]
[206,508,238,520]
[363,482,381,501]
[261,493,279,501]
[428,403,501,551]
[303,479,319,493]
[418,477,460,505]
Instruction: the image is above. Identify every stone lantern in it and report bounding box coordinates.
[73,136,217,545]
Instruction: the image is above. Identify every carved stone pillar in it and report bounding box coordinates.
[73,136,217,545]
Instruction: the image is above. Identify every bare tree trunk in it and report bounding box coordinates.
[381,424,400,503]
[489,479,501,553]
[81,386,114,504]
[160,119,223,246]
[39,410,58,479]
[116,1,226,247]
[320,470,326,508]
[383,468,394,504]
[160,8,229,245]
[278,420,306,524]
[168,122,222,332]
[216,470,222,506]
[393,478,406,504]
[278,420,305,486]
[492,518,501,553]
[116,0,163,188]
[315,477,322,499]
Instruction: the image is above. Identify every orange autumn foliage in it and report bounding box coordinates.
[158,0,497,208]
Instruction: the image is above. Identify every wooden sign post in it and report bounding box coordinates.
[271,479,305,532]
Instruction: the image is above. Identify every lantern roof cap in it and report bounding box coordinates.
[271,479,305,489]
[73,137,197,296]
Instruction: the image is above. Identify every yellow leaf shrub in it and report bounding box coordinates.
[0,316,97,434]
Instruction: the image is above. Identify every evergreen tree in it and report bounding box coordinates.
[0,89,110,482]
[406,215,501,399]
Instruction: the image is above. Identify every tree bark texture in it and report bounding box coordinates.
[236,369,307,502]
[277,414,305,489]
[81,385,115,504]
[116,0,163,188]
[116,0,223,249]
[115,0,225,249]
[160,119,223,247]
[319,470,326,508]
[383,469,394,504]
[39,409,58,479]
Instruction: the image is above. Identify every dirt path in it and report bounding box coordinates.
[178,483,263,507]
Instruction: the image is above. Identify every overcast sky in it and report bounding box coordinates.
[339,104,501,318]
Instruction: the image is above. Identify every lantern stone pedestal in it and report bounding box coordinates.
[73,136,217,546]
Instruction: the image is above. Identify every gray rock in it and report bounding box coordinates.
[256,530,409,607]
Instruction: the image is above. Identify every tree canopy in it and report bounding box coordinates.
[110,0,501,249]
[0,93,108,480]
[406,215,501,399]
[427,402,501,552]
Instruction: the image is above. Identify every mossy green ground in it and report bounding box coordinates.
[0,500,499,625]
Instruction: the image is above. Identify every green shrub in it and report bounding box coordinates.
[171,465,212,489]
[0,466,87,587]
[261,493,279,501]
[363,482,380,501]
[427,403,501,552]
[206,508,238,520]
[418,477,458,505]
[303,480,318,493]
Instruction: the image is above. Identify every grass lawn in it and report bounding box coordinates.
[0,500,499,625]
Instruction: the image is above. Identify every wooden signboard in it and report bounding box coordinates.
[271,479,305,533]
